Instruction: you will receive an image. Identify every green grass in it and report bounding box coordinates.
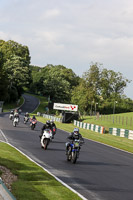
[80,113,133,131]
[0,142,81,200]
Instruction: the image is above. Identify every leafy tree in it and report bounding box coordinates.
[100,69,130,99]
[29,65,80,103]
[0,39,31,102]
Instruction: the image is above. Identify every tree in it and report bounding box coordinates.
[100,69,130,99]
[0,39,31,102]
[29,65,80,103]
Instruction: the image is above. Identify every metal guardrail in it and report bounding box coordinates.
[0,178,16,200]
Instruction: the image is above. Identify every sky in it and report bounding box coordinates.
[0,0,133,99]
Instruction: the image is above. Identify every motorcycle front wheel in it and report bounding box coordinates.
[31,124,35,130]
[71,151,77,164]
[67,147,71,161]
[43,139,49,150]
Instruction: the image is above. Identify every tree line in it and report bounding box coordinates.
[0,39,133,114]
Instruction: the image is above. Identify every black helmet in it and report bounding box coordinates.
[33,115,36,119]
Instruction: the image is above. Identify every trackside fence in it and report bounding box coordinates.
[74,120,105,134]
[42,114,62,122]
[109,128,133,140]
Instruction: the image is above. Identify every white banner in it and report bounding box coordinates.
[53,103,78,112]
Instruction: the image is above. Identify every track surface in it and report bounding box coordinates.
[0,94,133,200]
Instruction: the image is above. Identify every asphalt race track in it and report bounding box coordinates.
[0,94,133,200]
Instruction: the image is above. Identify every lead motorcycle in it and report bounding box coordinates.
[66,139,83,164]
[40,129,53,150]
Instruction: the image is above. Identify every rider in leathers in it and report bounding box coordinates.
[66,128,84,154]
[39,120,52,139]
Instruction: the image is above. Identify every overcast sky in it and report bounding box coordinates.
[0,0,133,99]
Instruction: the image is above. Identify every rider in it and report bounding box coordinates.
[25,112,29,118]
[39,120,52,138]
[24,112,29,122]
[14,109,20,120]
[9,110,14,120]
[30,115,37,123]
[50,120,57,138]
[66,128,84,154]
[10,110,14,115]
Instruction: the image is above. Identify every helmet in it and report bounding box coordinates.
[50,120,54,123]
[26,112,29,115]
[46,120,50,125]
[73,128,79,136]
[32,115,36,119]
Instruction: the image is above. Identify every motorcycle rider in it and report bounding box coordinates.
[14,109,20,121]
[24,112,29,123]
[10,110,14,115]
[9,110,14,120]
[50,120,57,138]
[66,128,84,154]
[39,120,52,139]
[30,115,37,124]
[25,112,29,117]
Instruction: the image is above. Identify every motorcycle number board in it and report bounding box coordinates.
[53,103,78,112]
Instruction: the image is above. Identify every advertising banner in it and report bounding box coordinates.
[53,103,78,112]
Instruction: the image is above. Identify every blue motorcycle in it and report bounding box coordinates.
[66,139,81,164]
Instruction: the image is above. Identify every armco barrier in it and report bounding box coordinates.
[109,127,133,140]
[42,114,62,122]
[74,120,105,134]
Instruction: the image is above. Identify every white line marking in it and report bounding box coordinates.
[0,129,8,143]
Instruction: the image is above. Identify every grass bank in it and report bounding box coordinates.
[80,113,133,131]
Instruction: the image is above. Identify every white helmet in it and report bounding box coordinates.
[73,128,79,136]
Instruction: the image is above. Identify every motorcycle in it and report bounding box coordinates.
[40,129,53,150]
[13,117,19,127]
[66,139,82,164]
[24,116,29,124]
[30,120,37,130]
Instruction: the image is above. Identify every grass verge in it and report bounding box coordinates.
[81,113,133,131]
[0,142,81,200]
